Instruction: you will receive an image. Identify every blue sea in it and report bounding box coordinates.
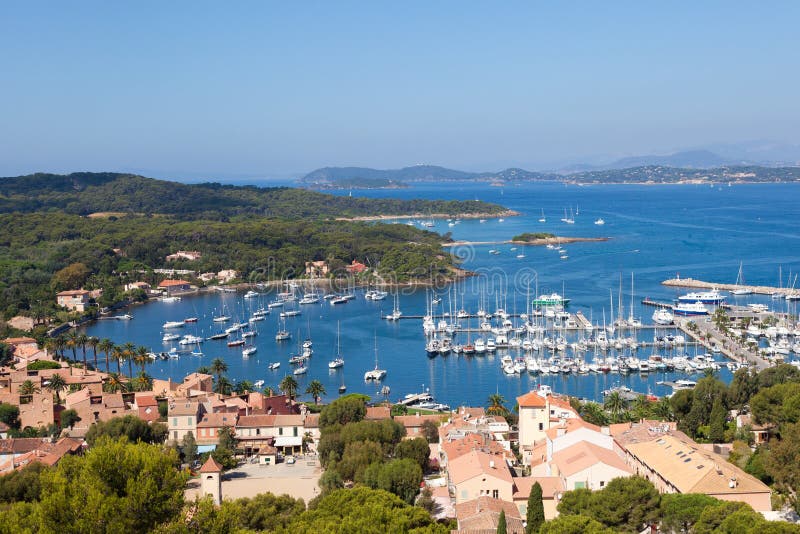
[81,182,800,408]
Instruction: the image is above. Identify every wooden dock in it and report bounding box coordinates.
[662,277,794,297]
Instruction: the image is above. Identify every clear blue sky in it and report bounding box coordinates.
[1,2,798,178]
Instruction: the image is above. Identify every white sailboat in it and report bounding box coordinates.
[731,262,752,295]
[538,209,546,223]
[328,321,344,369]
[364,335,386,381]
[384,290,402,320]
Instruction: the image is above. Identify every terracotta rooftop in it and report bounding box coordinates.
[236,414,277,428]
[512,476,564,500]
[158,279,191,287]
[199,456,223,473]
[551,441,632,478]
[455,496,524,533]
[544,418,602,441]
[365,406,391,420]
[197,412,237,428]
[304,413,320,428]
[57,290,89,296]
[448,449,513,486]
[625,434,770,495]
[516,390,547,408]
[394,414,446,428]
[169,400,200,416]
[134,394,158,407]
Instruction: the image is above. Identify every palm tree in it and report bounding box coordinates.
[196,365,212,375]
[651,398,674,421]
[111,345,124,375]
[305,380,326,404]
[46,373,67,403]
[487,393,509,416]
[19,379,40,396]
[263,386,276,396]
[88,337,100,372]
[54,335,67,361]
[603,391,628,423]
[123,342,136,378]
[234,380,254,394]
[135,346,150,374]
[579,401,610,426]
[104,372,127,393]
[133,371,153,392]
[98,338,114,373]
[66,331,79,361]
[77,333,89,371]
[214,376,233,395]
[279,375,298,400]
[210,358,228,382]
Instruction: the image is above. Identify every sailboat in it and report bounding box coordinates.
[275,317,290,341]
[731,262,752,295]
[538,209,546,223]
[328,321,344,369]
[384,290,402,320]
[364,335,386,381]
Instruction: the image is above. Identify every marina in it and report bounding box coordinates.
[80,182,800,408]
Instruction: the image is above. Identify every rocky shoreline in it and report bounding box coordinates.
[443,236,609,247]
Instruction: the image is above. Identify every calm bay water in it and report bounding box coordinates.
[82,182,800,408]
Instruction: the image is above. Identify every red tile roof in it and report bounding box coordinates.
[199,456,223,473]
[516,391,547,408]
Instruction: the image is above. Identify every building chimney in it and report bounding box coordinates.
[489,460,495,469]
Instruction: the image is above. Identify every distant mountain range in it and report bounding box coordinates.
[299,160,800,188]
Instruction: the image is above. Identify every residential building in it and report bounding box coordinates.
[133,393,160,423]
[166,250,202,262]
[56,290,90,312]
[516,389,580,465]
[512,476,564,521]
[124,281,152,293]
[216,270,238,283]
[613,420,772,511]
[394,413,446,438]
[168,400,204,443]
[158,279,192,294]
[541,441,633,491]
[196,412,238,446]
[448,449,514,504]
[345,260,367,274]
[304,260,329,277]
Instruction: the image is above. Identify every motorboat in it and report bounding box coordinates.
[677,290,725,304]
[242,346,257,357]
[365,290,388,301]
[293,366,308,375]
[329,295,348,305]
[162,321,184,329]
[673,301,709,316]
[184,317,198,323]
[594,218,605,225]
[212,315,230,322]
[162,333,181,342]
[532,293,570,306]
[652,308,674,325]
[179,335,203,345]
[268,362,280,370]
[244,290,259,299]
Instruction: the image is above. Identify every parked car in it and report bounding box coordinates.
[285,456,296,465]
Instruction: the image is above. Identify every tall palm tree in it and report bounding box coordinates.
[263,386,276,396]
[210,358,228,382]
[123,342,136,378]
[19,379,40,396]
[46,373,67,403]
[111,345,124,375]
[632,395,652,421]
[77,333,89,371]
[579,402,610,426]
[651,398,674,421]
[603,391,628,423]
[88,337,100,372]
[279,375,298,400]
[305,380,326,405]
[98,338,114,373]
[487,393,509,416]
[234,380,254,394]
[135,346,150,374]
[66,331,79,362]
[54,335,67,361]
[196,365,212,375]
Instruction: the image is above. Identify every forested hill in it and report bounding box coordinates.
[0,172,505,219]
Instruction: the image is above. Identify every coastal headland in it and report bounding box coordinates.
[443,236,609,247]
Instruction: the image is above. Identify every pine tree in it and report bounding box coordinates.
[709,397,726,443]
[526,481,545,533]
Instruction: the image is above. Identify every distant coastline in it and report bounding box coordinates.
[335,209,520,222]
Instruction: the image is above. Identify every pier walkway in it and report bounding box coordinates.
[662,277,796,297]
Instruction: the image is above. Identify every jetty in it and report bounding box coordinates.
[662,277,793,297]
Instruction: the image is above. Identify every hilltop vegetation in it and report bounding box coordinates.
[0,172,504,219]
